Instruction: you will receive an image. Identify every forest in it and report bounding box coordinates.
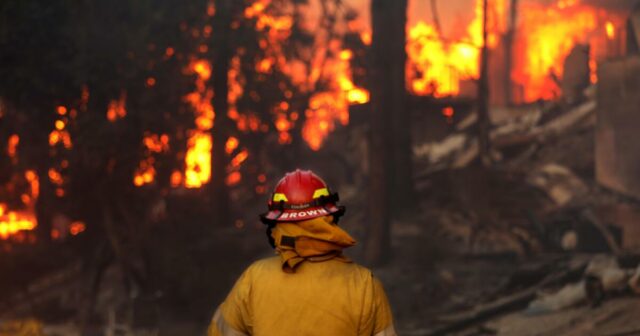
[2,0,640,335]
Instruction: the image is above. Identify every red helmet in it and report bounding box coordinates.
[260,170,345,224]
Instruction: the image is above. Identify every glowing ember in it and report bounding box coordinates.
[230,149,249,168]
[133,134,169,186]
[69,221,86,236]
[49,114,72,149]
[170,170,183,187]
[226,171,242,186]
[134,161,156,186]
[605,21,615,39]
[225,136,239,154]
[442,107,455,118]
[7,134,19,158]
[143,133,170,153]
[25,170,39,200]
[107,92,127,122]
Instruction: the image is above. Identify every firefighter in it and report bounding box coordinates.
[208,169,396,336]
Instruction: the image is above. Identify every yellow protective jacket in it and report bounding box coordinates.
[208,256,396,336]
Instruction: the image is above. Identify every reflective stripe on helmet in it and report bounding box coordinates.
[273,193,288,202]
[312,188,330,199]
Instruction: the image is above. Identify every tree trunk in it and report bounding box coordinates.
[389,0,414,214]
[503,0,518,106]
[210,0,233,227]
[477,0,492,167]
[366,0,407,265]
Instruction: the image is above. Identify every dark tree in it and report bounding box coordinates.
[366,0,409,265]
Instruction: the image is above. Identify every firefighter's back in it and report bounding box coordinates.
[211,256,393,336]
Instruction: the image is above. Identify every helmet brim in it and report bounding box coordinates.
[261,203,344,223]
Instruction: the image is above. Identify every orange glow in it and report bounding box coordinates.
[133,134,169,186]
[513,1,598,101]
[56,106,67,115]
[185,60,215,130]
[49,112,73,149]
[407,25,479,97]
[589,58,598,84]
[230,149,249,168]
[184,132,212,188]
[0,170,39,240]
[55,120,65,130]
[165,47,175,57]
[170,170,183,187]
[48,168,64,186]
[257,58,274,73]
[360,32,372,46]
[302,45,369,150]
[143,133,170,153]
[207,1,215,16]
[606,21,615,39]
[69,221,86,236]
[225,136,239,154]
[184,58,215,188]
[191,60,212,81]
[0,204,37,240]
[442,107,455,118]
[146,77,157,87]
[133,160,156,187]
[107,92,127,122]
[406,0,612,101]
[226,171,242,186]
[407,0,506,97]
[7,134,19,158]
[25,170,39,200]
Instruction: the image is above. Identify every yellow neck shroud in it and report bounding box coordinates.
[271,216,356,273]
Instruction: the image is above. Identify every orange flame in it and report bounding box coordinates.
[0,171,39,240]
[230,149,249,168]
[134,134,169,187]
[302,46,369,150]
[513,1,598,101]
[7,134,19,158]
[49,110,73,149]
[407,0,506,97]
[184,132,212,188]
[0,204,37,240]
[107,92,127,122]
[225,136,239,154]
[183,59,215,188]
[605,21,615,39]
[69,221,86,236]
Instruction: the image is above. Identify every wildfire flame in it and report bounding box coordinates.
[7,134,19,159]
[513,0,599,101]
[183,59,215,189]
[0,204,36,240]
[406,0,614,102]
[49,107,72,149]
[107,92,127,122]
[134,133,170,187]
[302,47,369,150]
[0,171,39,241]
